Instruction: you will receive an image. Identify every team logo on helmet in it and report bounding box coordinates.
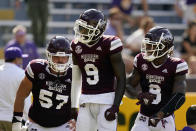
[75,45,82,54]
[38,73,45,80]
[142,64,148,71]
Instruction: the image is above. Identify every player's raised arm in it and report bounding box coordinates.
[71,54,82,120]
[12,76,32,131]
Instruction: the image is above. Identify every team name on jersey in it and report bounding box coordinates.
[146,74,164,84]
[81,54,99,62]
[46,81,67,93]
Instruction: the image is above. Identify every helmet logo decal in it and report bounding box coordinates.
[38,73,45,80]
[75,45,82,54]
[142,64,148,71]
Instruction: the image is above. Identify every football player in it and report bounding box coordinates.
[12,36,76,131]
[126,26,188,131]
[71,9,126,131]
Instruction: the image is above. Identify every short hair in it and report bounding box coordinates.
[12,25,26,35]
[186,105,196,125]
[5,58,16,62]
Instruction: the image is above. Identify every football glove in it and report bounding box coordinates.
[136,92,156,105]
[104,105,119,121]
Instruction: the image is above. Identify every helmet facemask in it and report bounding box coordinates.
[141,33,174,61]
[46,51,71,73]
[74,19,102,45]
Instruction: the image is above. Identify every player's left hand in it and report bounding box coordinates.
[104,105,119,121]
[148,112,164,127]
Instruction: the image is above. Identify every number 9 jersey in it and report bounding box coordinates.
[25,59,72,127]
[71,35,123,105]
[134,53,188,117]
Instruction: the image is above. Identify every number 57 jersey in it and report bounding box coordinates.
[71,35,123,105]
[25,59,72,127]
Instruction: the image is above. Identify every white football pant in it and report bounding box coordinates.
[27,121,73,131]
[76,103,117,131]
[131,113,175,131]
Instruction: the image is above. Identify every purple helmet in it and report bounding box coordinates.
[46,36,71,72]
[74,9,107,45]
[141,26,174,61]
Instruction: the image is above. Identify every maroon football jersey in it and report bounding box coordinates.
[25,59,72,127]
[134,53,188,117]
[71,35,123,94]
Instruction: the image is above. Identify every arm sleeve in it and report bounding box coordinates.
[160,92,185,116]
[71,65,82,108]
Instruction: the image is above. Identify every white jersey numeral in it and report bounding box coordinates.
[39,89,69,109]
[149,84,161,104]
[84,64,99,85]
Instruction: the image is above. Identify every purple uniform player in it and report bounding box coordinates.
[71,9,126,131]
[12,36,76,131]
[126,26,188,131]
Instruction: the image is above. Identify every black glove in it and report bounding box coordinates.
[148,112,164,127]
[104,105,119,121]
[136,92,156,105]
[71,108,78,121]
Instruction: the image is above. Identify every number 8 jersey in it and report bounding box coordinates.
[134,53,188,117]
[25,59,72,127]
[71,35,123,105]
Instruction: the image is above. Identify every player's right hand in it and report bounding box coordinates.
[136,92,156,105]
[71,108,78,121]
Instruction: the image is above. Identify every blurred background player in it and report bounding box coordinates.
[0,47,31,131]
[126,26,188,131]
[104,8,124,42]
[12,36,75,131]
[15,0,49,47]
[174,0,196,24]
[71,9,126,131]
[5,25,39,69]
[123,16,155,74]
